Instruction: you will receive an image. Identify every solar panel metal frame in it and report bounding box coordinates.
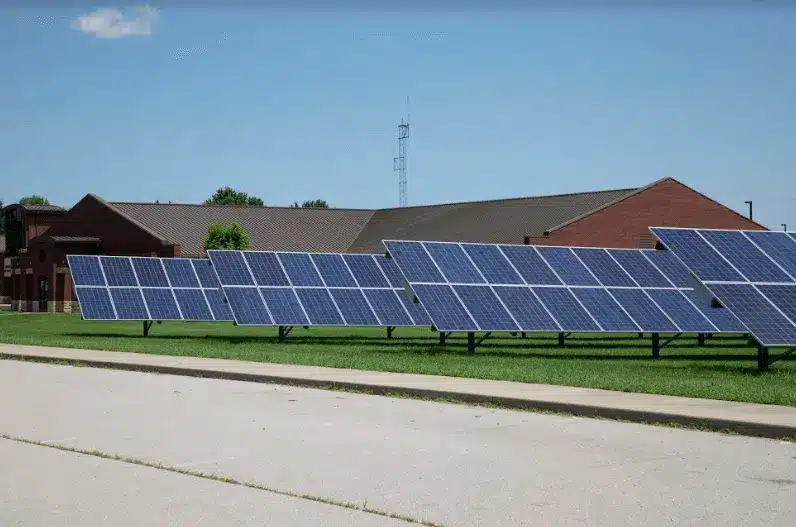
[649,227,796,348]
[383,240,739,336]
[206,249,431,328]
[67,255,233,322]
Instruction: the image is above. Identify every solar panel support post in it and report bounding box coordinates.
[278,326,293,341]
[558,332,571,346]
[697,333,706,346]
[387,326,395,339]
[757,345,794,370]
[438,332,449,345]
[143,320,153,337]
[467,331,492,353]
[651,333,660,358]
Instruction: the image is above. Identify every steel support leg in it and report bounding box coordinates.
[651,332,660,358]
[757,344,770,371]
[387,326,395,339]
[467,332,476,352]
[143,320,153,337]
[439,332,447,345]
[697,333,706,346]
[558,332,566,346]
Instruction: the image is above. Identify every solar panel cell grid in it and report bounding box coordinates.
[498,245,562,285]
[260,287,309,326]
[608,250,673,288]
[382,241,445,283]
[363,289,415,327]
[462,244,524,284]
[311,254,358,287]
[571,288,640,332]
[452,285,519,331]
[492,286,561,331]
[571,249,637,287]
[743,231,796,279]
[101,257,138,287]
[706,283,796,346]
[173,289,214,321]
[344,254,390,288]
[132,259,169,288]
[69,256,106,287]
[330,288,381,326]
[141,288,182,320]
[109,288,149,319]
[423,243,486,284]
[411,284,478,331]
[277,253,325,287]
[608,288,679,333]
[295,288,345,325]
[162,259,201,288]
[242,252,290,287]
[644,250,690,287]
[75,287,116,320]
[535,247,600,286]
[644,288,717,333]
[699,230,793,283]
[532,287,601,332]
[650,229,746,282]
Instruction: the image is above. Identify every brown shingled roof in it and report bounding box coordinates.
[346,187,637,253]
[108,201,375,257]
[104,186,638,257]
[20,204,66,213]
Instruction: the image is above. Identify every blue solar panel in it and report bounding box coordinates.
[162,259,201,288]
[699,230,793,283]
[452,285,518,331]
[609,288,679,332]
[224,287,272,326]
[75,287,116,320]
[754,285,796,327]
[644,250,690,287]
[743,231,796,279]
[192,259,222,289]
[109,288,149,320]
[498,245,562,285]
[423,243,485,284]
[278,253,325,287]
[682,289,746,333]
[650,228,745,282]
[131,258,169,288]
[69,256,106,286]
[398,292,433,326]
[329,289,380,325]
[295,288,345,325]
[382,241,445,283]
[608,250,673,288]
[363,289,414,327]
[492,286,561,331]
[410,284,478,331]
[705,283,796,346]
[571,288,640,331]
[311,254,358,287]
[462,244,524,284]
[532,287,601,332]
[141,288,183,320]
[101,257,138,287]
[173,289,214,321]
[260,288,309,326]
[375,255,407,288]
[535,247,599,286]
[69,255,230,322]
[572,249,637,287]
[344,254,390,288]
[205,251,255,286]
[204,288,234,321]
[644,288,717,333]
[240,252,288,287]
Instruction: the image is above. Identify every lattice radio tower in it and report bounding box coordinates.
[393,97,410,207]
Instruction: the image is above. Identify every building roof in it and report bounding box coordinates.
[101,185,639,256]
[49,236,102,244]
[0,234,5,253]
[108,201,376,257]
[347,187,637,253]
[20,204,66,213]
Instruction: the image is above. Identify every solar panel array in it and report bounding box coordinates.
[650,228,796,346]
[382,241,745,334]
[206,250,431,327]
[68,255,233,322]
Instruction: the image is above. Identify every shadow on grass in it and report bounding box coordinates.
[58,331,780,365]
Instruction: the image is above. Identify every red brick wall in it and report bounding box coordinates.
[525,179,766,249]
[43,195,178,257]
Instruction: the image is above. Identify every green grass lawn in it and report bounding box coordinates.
[0,313,794,406]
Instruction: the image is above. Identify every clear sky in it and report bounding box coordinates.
[2,4,795,229]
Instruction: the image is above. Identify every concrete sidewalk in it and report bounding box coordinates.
[1,343,794,439]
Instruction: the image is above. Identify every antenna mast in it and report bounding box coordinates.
[393,97,410,207]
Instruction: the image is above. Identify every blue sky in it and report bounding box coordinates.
[2,5,795,229]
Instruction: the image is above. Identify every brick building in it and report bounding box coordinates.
[0,177,766,312]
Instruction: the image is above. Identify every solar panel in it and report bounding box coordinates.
[68,255,233,322]
[384,240,731,337]
[207,250,431,328]
[650,227,796,347]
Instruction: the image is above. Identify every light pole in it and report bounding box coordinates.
[782,223,787,231]
[744,200,753,221]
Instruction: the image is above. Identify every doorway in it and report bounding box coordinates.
[38,277,48,312]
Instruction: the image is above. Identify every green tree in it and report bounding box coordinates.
[290,199,329,209]
[19,195,50,205]
[203,223,250,251]
[204,187,263,206]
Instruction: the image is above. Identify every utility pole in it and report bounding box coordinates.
[393,97,410,207]
[744,200,753,220]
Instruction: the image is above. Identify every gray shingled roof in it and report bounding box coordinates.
[106,186,638,257]
[110,202,376,257]
[20,204,66,213]
[347,188,637,253]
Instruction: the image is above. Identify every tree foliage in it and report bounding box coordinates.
[290,199,329,209]
[204,187,264,207]
[203,223,250,251]
[19,195,50,205]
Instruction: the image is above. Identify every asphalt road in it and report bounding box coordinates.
[1,359,794,526]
